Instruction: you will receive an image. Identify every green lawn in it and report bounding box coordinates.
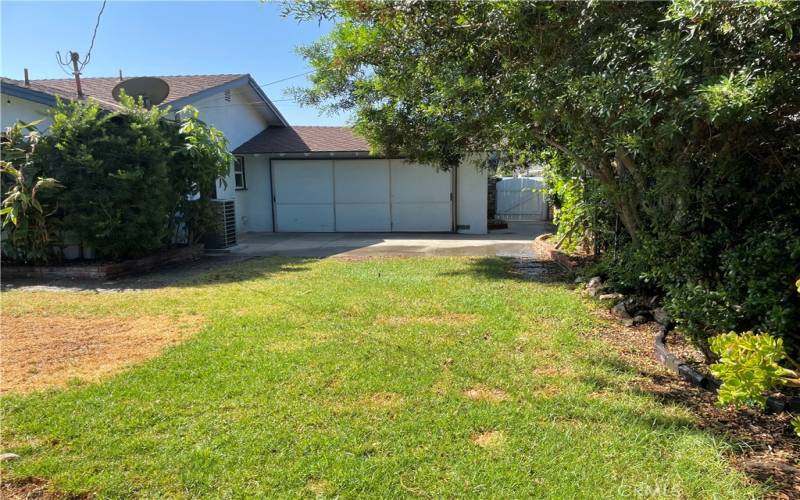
[1,257,759,497]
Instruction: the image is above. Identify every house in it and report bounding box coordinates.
[1,73,488,236]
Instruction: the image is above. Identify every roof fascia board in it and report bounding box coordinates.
[161,75,251,111]
[246,76,289,127]
[162,74,289,128]
[1,82,57,107]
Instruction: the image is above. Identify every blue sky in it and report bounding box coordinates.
[1,0,352,125]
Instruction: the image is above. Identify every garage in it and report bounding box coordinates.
[271,159,453,232]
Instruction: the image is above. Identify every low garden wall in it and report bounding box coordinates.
[2,244,204,280]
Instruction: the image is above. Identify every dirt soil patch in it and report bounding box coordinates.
[586,310,800,499]
[1,314,204,394]
[463,385,510,403]
[0,477,90,499]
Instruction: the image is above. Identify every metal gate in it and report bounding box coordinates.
[495,177,547,221]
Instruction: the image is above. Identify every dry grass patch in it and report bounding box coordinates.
[472,430,506,449]
[304,478,332,497]
[531,365,575,378]
[1,314,204,394]
[463,385,510,403]
[373,313,478,327]
[362,391,403,409]
[531,386,562,398]
[0,477,87,499]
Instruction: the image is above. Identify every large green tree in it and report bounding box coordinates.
[286,0,800,353]
[287,0,798,240]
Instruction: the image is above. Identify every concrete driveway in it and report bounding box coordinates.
[231,221,553,258]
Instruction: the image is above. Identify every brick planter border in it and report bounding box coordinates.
[531,234,578,272]
[2,244,204,281]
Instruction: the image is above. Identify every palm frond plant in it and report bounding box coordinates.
[1,121,62,264]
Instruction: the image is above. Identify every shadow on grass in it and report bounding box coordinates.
[437,256,568,284]
[1,256,316,293]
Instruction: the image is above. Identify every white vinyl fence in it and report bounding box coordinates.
[495,177,548,221]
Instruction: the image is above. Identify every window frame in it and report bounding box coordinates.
[234,155,247,190]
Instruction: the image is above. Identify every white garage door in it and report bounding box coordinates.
[272,160,334,232]
[390,160,452,232]
[334,159,391,231]
[271,159,452,232]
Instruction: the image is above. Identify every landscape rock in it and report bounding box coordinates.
[573,276,585,284]
[611,302,631,320]
[588,287,606,297]
[622,315,649,327]
[586,277,606,297]
[621,296,654,318]
[599,293,624,301]
[652,307,672,326]
[0,453,20,461]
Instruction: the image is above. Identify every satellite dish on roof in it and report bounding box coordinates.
[112,77,169,107]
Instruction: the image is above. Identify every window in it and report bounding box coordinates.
[234,156,246,190]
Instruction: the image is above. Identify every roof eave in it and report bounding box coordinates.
[1,81,57,107]
[163,74,289,128]
[246,76,289,128]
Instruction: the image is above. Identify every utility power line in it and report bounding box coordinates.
[258,71,313,87]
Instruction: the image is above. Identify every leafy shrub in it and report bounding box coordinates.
[719,223,800,343]
[541,151,617,256]
[11,96,233,262]
[168,106,231,244]
[710,331,800,435]
[0,122,62,264]
[710,331,799,408]
[659,224,800,357]
[35,97,174,260]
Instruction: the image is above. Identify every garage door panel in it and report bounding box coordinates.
[390,160,452,232]
[390,160,451,203]
[335,204,391,232]
[334,159,391,231]
[334,160,390,203]
[273,160,334,204]
[391,203,452,232]
[275,205,334,232]
[273,160,334,232]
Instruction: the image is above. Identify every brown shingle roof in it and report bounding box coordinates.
[234,126,371,154]
[1,74,246,110]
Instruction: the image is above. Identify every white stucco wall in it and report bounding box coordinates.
[1,93,51,130]
[186,86,268,204]
[235,155,273,232]
[456,156,489,234]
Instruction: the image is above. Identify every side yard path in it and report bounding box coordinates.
[1,257,764,497]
